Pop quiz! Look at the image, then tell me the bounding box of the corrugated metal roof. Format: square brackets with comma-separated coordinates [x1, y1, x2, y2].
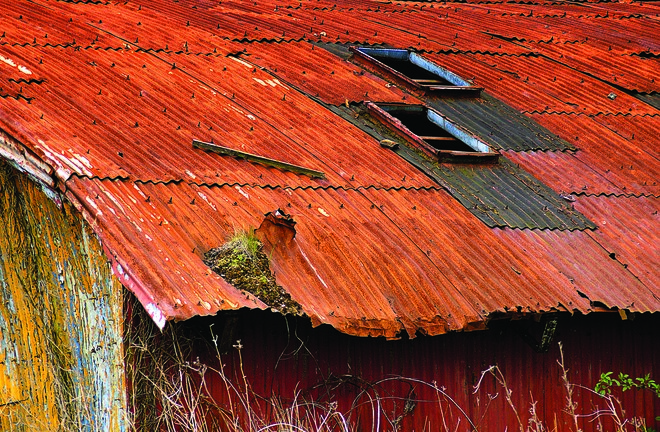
[574, 195, 660, 291]
[241, 41, 411, 105]
[66, 178, 658, 338]
[427, 94, 577, 150]
[528, 114, 660, 196]
[576, 197, 660, 299]
[423, 53, 652, 115]
[636, 92, 660, 111]
[429, 159, 595, 230]
[0, 45, 435, 189]
[0, 0, 658, 336]
[326, 103, 592, 229]
[529, 44, 660, 93]
[503, 150, 627, 197]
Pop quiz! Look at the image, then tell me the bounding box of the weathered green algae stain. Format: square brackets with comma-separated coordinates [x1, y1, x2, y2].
[0, 162, 127, 431]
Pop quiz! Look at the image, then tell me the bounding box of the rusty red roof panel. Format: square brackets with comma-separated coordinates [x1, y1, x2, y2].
[0, 45, 435, 190]
[65, 177, 658, 338]
[492, 227, 660, 312]
[1, 0, 659, 337]
[66, 178, 485, 337]
[46, 0, 534, 54]
[590, 115, 660, 162]
[574, 195, 660, 290]
[527, 114, 660, 196]
[503, 150, 626, 197]
[464, 12, 660, 54]
[423, 53, 652, 115]
[241, 41, 412, 106]
[0, 1, 124, 49]
[531, 44, 660, 93]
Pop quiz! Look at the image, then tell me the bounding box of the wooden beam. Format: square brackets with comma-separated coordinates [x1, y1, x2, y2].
[192, 140, 326, 179]
[418, 136, 459, 141]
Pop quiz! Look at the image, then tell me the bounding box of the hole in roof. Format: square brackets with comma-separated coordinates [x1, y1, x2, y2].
[353, 47, 481, 95]
[369, 103, 496, 160]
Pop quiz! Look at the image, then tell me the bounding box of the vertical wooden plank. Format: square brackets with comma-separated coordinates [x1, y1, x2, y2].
[0, 162, 127, 431]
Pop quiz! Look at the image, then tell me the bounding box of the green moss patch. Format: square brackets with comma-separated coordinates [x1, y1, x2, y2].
[204, 232, 301, 315]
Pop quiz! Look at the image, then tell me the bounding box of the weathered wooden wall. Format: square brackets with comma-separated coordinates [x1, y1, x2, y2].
[0, 161, 126, 431]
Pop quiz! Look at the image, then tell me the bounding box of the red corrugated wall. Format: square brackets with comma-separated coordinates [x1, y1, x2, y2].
[174, 310, 660, 431]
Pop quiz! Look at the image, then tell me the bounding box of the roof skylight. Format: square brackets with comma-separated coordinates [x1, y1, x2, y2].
[367, 103, 498, 161]
[352, 47, 482, 95]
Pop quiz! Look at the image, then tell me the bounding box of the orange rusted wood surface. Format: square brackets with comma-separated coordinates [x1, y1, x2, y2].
[0, 162, 126, 431]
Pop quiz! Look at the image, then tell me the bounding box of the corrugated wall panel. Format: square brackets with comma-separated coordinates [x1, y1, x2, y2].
[136, 308, 660, 432]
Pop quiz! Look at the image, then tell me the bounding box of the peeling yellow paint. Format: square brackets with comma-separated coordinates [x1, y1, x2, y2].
[0, 162, 126, 431]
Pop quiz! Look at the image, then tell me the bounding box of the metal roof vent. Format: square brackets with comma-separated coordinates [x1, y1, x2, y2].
[367, 103, 499, 162]
[351, 47, 483, 96]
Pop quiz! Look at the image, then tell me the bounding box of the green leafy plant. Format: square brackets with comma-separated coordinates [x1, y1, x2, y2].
[595, 372, 660, 425]
[595, 372, 660, 398]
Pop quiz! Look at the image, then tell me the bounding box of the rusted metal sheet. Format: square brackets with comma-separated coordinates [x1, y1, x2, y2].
[589, 114, 660, 161]
[493, 227, 659, 311]
[423, 53, 652, 115]
[65, 177, 657, 339]
[503, 150, 627, 197]
[465, 12, 660, 54]
[0, 0, 658, 341]
[574, 195, 660, 291]
[44, 0, 534, 53]
[0, 45, 435, 190]
[0, 162, 126, 431]
[530, 44, 660, 94]
[241, 41, 411, 106]
[528, 114, 660, 197]
[66, 177, 479, 337]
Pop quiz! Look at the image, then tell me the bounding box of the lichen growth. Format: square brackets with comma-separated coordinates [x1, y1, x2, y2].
[204, 231, 301, 315]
